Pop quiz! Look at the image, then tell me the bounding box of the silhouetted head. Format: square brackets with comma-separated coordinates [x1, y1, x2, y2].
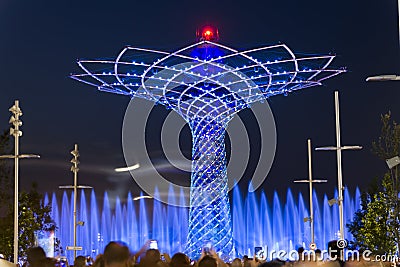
[74, 255, 87, 267]
[297, 247, 305, 254]
[27, 247, 46, 266]
[231, 258, 242, 267]
[42, 258, 57, 267]
[103, 241, 130, 266]
[198, 255, 217, 267]
[144, 249, 161, 264]
[170, 253, 191, 267]
[138, 249, 167, 267]
[328, 240, 342, 260]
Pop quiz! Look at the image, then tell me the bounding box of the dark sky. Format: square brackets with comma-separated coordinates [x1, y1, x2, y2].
[0, 0, 399, 203]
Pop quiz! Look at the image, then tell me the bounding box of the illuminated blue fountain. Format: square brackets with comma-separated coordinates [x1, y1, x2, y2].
[46, 186, 360, 263]
[70, 26, 345, 259]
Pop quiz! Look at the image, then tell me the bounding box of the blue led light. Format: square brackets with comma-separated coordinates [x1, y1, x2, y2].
[71, 40, 345, 260]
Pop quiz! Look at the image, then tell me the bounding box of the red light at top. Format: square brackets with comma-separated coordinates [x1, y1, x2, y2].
[196, 25, 219, 41]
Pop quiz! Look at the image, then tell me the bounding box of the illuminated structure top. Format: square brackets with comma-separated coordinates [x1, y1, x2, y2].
[71, 41, 344, 122]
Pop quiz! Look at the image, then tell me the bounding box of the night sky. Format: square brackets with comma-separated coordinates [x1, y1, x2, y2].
[0, 0, 399, 204]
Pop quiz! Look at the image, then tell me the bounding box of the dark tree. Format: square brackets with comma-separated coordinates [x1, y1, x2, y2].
[348, 112, 400, 253]
[0, 130, 56, 261]
[372, 111, 400, 160]
[0, 130, 12, 216]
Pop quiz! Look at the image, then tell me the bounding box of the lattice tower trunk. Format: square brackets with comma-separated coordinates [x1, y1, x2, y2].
[186, 116, 233, 259]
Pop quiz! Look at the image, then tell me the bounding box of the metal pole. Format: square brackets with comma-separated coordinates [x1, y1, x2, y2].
[307, 139, 314, 244]
[294, 140, 326, 249]
[334, 91, 344, 241]
[72, 144, 78, 261]
[13, 100, 20, 265]
[396, 164, 399, 253]
[365, 0, 400, 81]
[0, 100, 40, 264]
[398, 0, 400, 49]
[59, 146, 91, 260]
[316, 91, 362, 258]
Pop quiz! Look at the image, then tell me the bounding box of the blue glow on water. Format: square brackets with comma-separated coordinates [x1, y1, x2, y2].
[49, 185, 361, 263]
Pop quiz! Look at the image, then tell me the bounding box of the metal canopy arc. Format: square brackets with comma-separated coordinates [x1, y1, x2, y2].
[71, 40, 345, 259]
[71, 41, 344, 119]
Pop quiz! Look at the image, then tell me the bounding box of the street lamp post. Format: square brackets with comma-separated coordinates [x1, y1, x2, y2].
[294, 139, 327, 249]
[59, 144, 92, 261]
[365, 0, 400, 82]
[315, 91, 362, 246]
[0, 100, 40, 264]
[366, 75, 400, 81]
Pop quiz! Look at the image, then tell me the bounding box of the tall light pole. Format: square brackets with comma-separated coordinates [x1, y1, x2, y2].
[0, 100, 40, 264]
[366, 0, 400, 81]
[294, 139, 327, 249]
[315, 91, 362, 244]
[59, 144, 92, 261]
[397, 0, 400, 44]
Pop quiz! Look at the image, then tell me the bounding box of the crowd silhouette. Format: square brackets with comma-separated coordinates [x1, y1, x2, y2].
[16, 241, 393, 267]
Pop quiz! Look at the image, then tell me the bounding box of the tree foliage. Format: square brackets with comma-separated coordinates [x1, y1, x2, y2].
[348, 112, 400, 253]
[0, 130, 12, 215]
[0, 130, 56, 261]
[372, 111, 400, 160]
[348, 174, 397, 253]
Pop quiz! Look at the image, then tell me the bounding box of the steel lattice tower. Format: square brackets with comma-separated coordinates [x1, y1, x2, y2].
[71, 28, 344, 259]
